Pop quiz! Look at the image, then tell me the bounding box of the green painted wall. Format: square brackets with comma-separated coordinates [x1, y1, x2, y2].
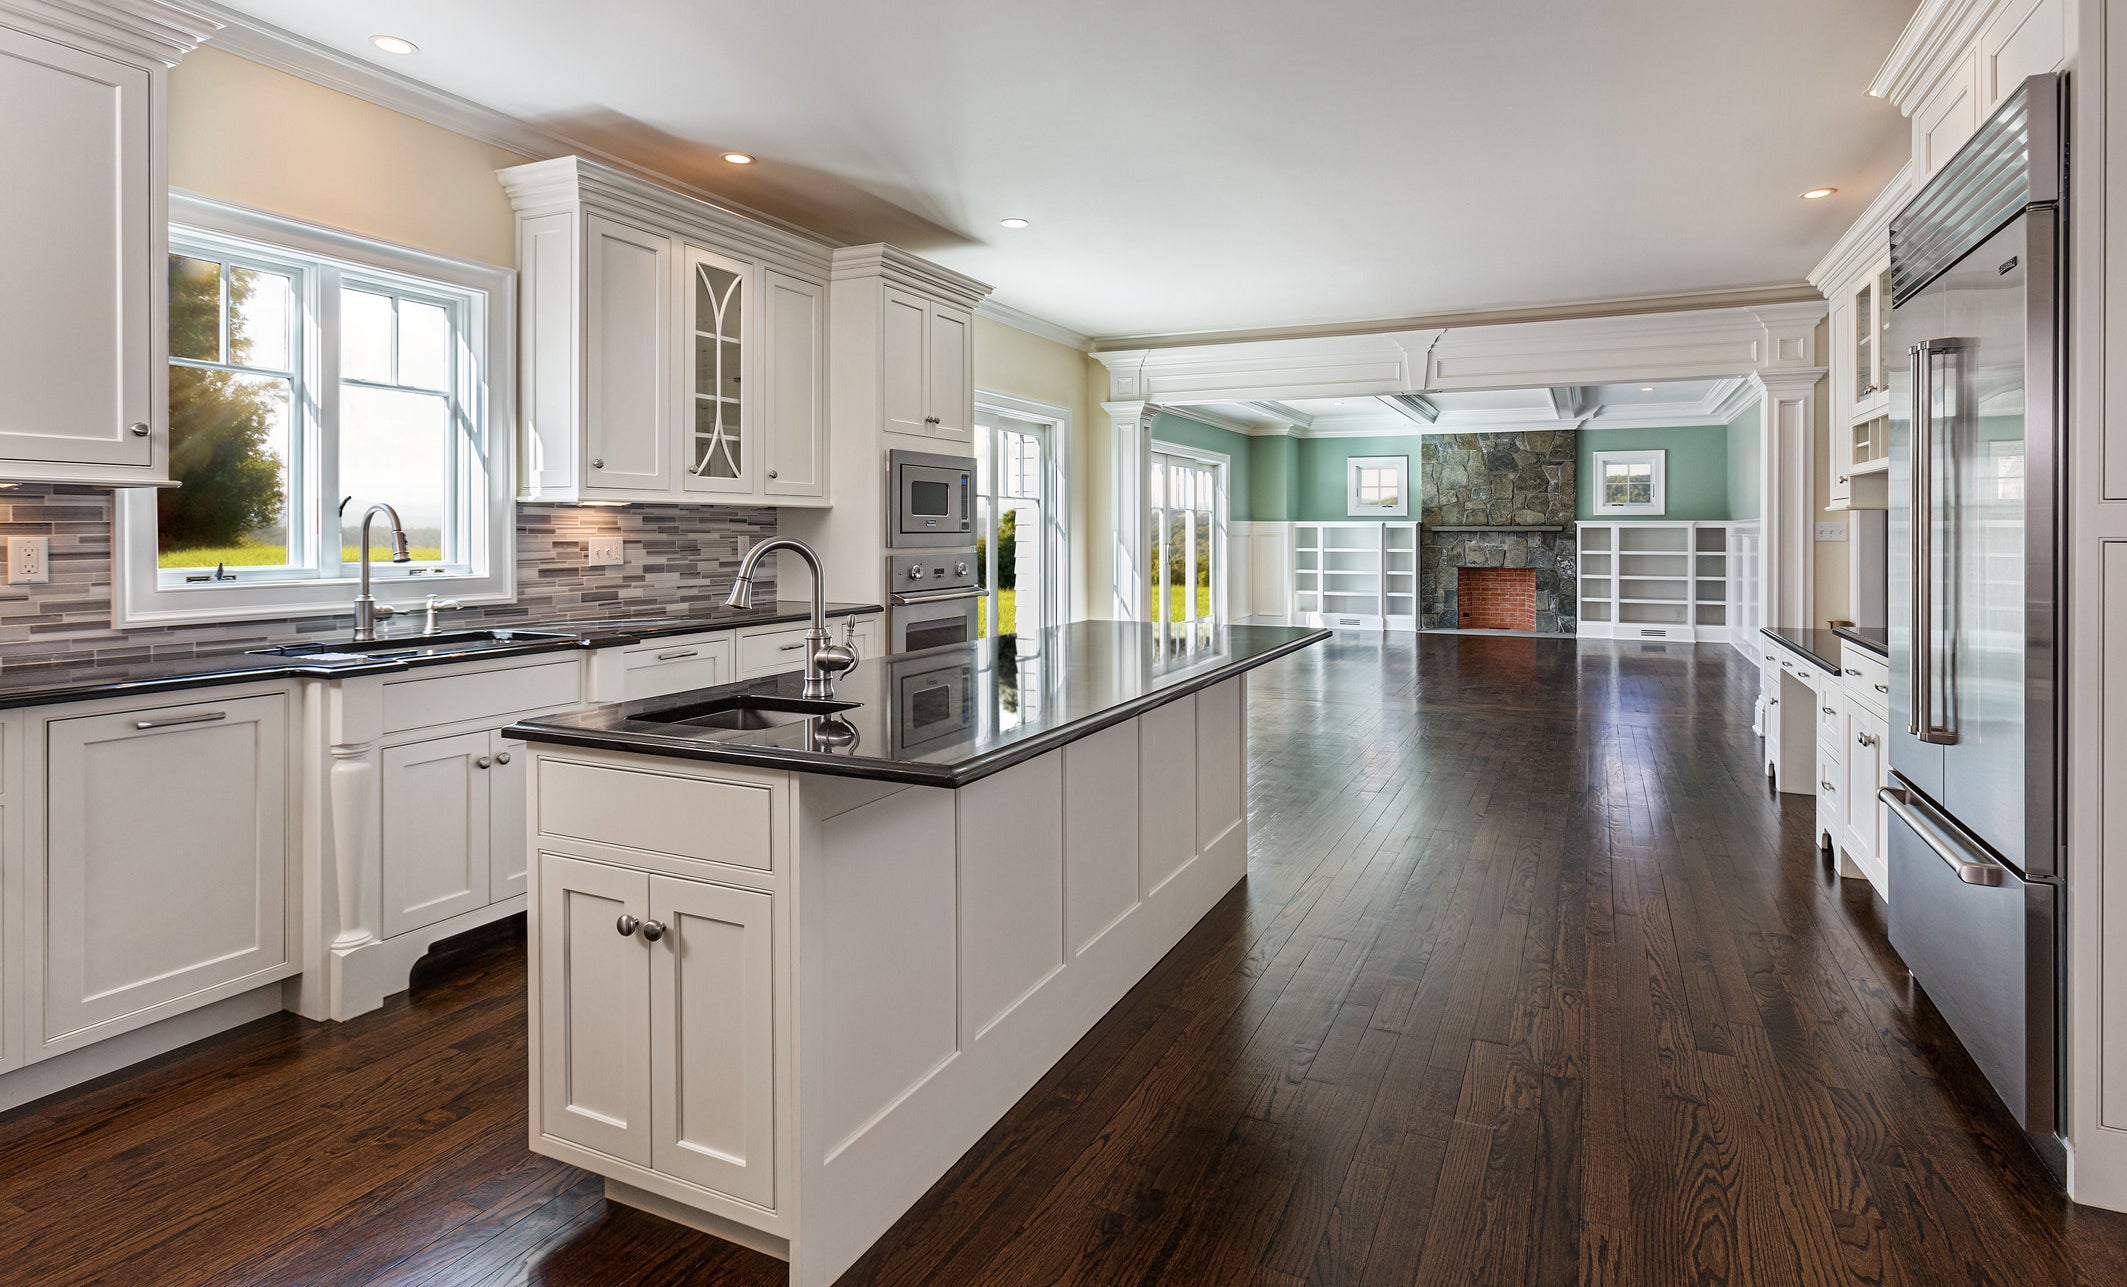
[1294, 434, 1429, 521]
[1248, 435, 1298, 521]
[1725, 399, 1761, 520]
[1148, 412, 1256, 519]
[1574, 425, 1733, 521]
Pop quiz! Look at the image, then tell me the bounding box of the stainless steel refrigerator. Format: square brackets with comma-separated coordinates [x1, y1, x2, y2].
[1883, 72, 2064, 1178]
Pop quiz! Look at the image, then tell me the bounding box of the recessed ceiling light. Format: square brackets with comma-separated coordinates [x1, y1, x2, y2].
[1640, 386, 1655, 392]
[999, 217, 1030, 229]
[370, 34, 417, 55]
[1801, 187, 1838, 200]
[722, 152, 754, 165]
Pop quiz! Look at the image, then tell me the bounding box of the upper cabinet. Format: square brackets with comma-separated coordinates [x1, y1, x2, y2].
[831, 245, 988, 449]
[0, 0, 215, 487]
[501, 157, 832, 506]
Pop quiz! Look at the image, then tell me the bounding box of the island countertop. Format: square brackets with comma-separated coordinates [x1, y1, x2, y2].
[505, 620, 1331, 787]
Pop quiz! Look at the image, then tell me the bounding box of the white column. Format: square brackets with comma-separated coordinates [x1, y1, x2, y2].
[1103, 400, 1154, 621]
[1751, 369, 1826, 630]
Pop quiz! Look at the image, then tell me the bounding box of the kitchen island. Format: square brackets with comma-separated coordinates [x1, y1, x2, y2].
[504, 621, 1327, 1286]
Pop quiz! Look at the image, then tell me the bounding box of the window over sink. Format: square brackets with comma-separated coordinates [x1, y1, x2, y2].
[116, 197, 515, 626]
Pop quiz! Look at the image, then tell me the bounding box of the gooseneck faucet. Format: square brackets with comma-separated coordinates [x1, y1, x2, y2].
[353, 502, 413, 641]
[726, 537, 860, 698]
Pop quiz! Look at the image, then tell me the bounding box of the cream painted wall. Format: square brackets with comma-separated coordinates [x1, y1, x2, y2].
[1810, 321, 1850, 627]
[970, 316, 1102, 620]
[168, 47, 527, 265]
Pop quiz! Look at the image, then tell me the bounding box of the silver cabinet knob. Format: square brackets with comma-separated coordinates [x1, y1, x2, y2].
[766, 468, 778, 479]
[1857, 732, 1878, 747]
[475, 755, 492, 769]
[128, 421, 150, 437]
[640, 919, 667, 943]
[495, 750, 512, 765]
[591, 457, 604, 469]
[616, 915, 641, 937]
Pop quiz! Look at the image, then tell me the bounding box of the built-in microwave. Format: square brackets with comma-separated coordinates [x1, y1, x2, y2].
[888, 449, 975, 548]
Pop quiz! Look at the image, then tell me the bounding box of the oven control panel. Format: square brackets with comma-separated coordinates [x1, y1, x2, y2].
[888, 551, 980, 592]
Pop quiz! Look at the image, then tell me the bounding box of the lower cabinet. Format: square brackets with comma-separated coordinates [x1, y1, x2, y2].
[1843, 701, 1890, 874]
[538, 852, 775, 1209]
[41, 693, 291, 1049]
[381, 728, 528, 938]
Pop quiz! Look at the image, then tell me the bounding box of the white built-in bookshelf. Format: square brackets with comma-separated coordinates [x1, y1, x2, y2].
[1576, 521, 1735, 643]
[1292, 522, 1419, 631]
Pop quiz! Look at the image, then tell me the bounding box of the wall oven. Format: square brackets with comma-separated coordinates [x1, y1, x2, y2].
[887, 553, 982, 653]
[887, 449, 976, 548]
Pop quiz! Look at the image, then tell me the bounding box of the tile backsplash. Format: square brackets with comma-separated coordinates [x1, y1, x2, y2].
[0, 485, 776, 671]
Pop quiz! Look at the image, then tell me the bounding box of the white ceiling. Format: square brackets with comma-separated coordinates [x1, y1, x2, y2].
[1176, 378, 1753, 436]
[211, 0, 1919, 341]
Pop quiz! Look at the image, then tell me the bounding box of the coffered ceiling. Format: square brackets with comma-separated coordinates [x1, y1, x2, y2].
[205, 0, 1919, 340]
[1173, 379, 1756, 437]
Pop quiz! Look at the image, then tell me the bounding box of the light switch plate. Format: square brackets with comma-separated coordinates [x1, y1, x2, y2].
[8, 535, 49, 583]
[587, 536, 624, 566]
[1814, 521, 1848, 543]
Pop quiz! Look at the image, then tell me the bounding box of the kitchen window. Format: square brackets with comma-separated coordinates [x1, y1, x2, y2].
[1591, 448, 1666, 516]
[1345, 455, 1409, 517]
[117, 197, 514, 626]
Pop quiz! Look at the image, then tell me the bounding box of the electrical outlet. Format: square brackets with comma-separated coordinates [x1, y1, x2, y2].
[8, 535, 49, 584]
[1814, 521, 1848, 543]
[587, 536, 624, 567]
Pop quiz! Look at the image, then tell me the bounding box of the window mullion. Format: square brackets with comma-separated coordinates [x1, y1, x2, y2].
[315, 264, 345, 579]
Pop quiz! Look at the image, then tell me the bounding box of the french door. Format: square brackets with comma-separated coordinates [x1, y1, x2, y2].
[973, 412, 1051, 638]
[1148, 447, 1223, 641]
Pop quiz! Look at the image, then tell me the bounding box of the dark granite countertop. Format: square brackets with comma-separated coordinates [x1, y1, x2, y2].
[506, 621, 1333, 789]
[0, 601, 882, 711]
[1832, 624, 1889, 658]
[1759, 626, 1854, 673]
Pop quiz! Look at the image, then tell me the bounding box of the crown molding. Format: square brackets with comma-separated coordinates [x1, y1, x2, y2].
[500, 155, 835, 274]
[1868, 0, 1992, 110]
[830, 243, 991, 308]
[1807, 160, 1917, 293]
[0, 0, 219, 65]
[1150, 404, 1265, 437]
[976, 299, 1090, 352]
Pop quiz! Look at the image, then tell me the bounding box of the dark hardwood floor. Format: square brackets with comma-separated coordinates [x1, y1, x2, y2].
[6, 633, 2126, 1286]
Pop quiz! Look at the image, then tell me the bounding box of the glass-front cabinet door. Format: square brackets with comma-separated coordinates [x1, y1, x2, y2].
[682, 244, 753, 495]
[1851, 255, 1893, 423]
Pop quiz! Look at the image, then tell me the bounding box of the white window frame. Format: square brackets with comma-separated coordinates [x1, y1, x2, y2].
[116, 194, 515, 627]
[1345, 455, 1409, 517]
[1149, 439, 1231, 629]
[975, 390, 1073, 637]
[1591, 448, 1667, 516]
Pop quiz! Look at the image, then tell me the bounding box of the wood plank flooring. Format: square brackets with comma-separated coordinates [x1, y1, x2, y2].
[6, 633, 2127, 1285]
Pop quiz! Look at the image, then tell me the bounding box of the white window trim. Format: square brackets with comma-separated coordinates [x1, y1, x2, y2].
[1345, 454, 1409, 517]
[976, 390, 1073, 633]
[116, 193, 516, 628]
[1149, 438, 1231, 628]
[1591, 448, 1668, 517]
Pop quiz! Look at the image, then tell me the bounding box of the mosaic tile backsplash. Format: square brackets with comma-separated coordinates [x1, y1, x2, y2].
[0, 485, 777, 671]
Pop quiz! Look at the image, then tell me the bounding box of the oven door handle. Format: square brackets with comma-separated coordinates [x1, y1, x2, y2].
[891, 586, 988, 606]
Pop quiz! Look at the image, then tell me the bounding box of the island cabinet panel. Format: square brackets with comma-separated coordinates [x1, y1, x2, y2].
[537, 853, 652, 1166]
[1137, 695, 1199, 897]
[649, 874, 775, 1207]
[814, 784, 958, 1155]
[956, 758, 1065, 1041]
[1064, 723, 1141, 956]
[536, 758, 773, 873]
[1194, 679, 1245, 862]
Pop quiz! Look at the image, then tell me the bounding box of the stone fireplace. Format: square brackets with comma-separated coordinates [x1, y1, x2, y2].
[1419, 431, 1577, 633]
[1457, 567, 1537, 630]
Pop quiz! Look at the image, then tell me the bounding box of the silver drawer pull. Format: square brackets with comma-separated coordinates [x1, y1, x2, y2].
[778, 641, 804, 651]
[134, 711, 226, 730]
[1822, 706, 1836, 715]
[1874, 683, 1889, 694]
[1880, 786, 2006, 886]
[1821, 781, 1836, 793]
[1845, 668, 1863, 676]
[655, 648, 701, 661]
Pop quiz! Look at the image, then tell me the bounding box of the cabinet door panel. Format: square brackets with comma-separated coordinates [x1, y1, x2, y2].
[1845, 709, 1887, 862]
[761, 270, 825, 498]
[381, 732, 491, 939]
[584, 214, 673, 492]
[649, 875, 775, 1207]
[1916, 51, 1980, 179]
[680, 244, 753, 496]
[0, 29, 152, 469]
[538, 854, 650, 1165]
[925, 302, 973, 440]
[43, 695, 287, 1043]
[881, 287, 928, 436]
[489, 733, 529, 903]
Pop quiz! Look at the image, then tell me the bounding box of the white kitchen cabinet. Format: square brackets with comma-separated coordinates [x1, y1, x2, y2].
[501, 156, 831, 507]
[1915, 48, 1981, 180]
[733, 614, 880, 681]
[381, 727, 529, 938]
[40, 693, 292, 1051]
[1843, 704, 1889, 880]
[0, 6, 210, 485]
[878, 286, 974, 443]
[535, 852, 775, 1209]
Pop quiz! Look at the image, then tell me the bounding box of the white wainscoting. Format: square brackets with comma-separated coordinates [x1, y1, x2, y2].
[1231, 520, 1292, 622]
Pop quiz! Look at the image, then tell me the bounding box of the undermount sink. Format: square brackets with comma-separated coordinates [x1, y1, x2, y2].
[248, 629, 581, 662]
[648, 693, 858, 731]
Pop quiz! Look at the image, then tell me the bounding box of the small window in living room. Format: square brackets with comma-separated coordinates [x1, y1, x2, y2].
[1346, 455, 1409, 516]
[118, 198, 514, 626]
[1592, 449, 1666, 516]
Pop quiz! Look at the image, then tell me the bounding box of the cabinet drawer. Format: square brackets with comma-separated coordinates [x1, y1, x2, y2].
[1843, 651, 1892, 720]
[621, 633, 733, 701]
[537, 758, 774, 871]
[1817, 697, 1845, 753]
[383, 657, 584, 734]
[734, 623, 814, 679]
[1775, 651, 1823, 690]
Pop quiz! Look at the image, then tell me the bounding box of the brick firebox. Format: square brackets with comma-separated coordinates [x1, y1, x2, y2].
[1457, 567, 1538, 631]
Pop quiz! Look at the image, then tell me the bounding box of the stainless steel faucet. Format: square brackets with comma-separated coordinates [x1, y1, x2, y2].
[726, 537, 860, 698]
[353, 502, 413, 641]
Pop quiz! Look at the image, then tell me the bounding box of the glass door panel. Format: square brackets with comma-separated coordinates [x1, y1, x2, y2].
[685, 248, 749, 493]
[974, 412, 1051, 639]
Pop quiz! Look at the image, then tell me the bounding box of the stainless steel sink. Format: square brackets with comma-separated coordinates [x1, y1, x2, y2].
[249, 629, 581, 663]
[650, 694, 858, 731]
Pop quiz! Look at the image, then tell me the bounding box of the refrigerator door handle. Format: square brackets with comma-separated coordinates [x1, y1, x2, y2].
[1909, 338, 1964, 745]
[1881, 785, 2006, 886]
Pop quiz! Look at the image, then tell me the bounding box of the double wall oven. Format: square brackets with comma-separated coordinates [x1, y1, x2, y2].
[886, 450, 982, 652]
